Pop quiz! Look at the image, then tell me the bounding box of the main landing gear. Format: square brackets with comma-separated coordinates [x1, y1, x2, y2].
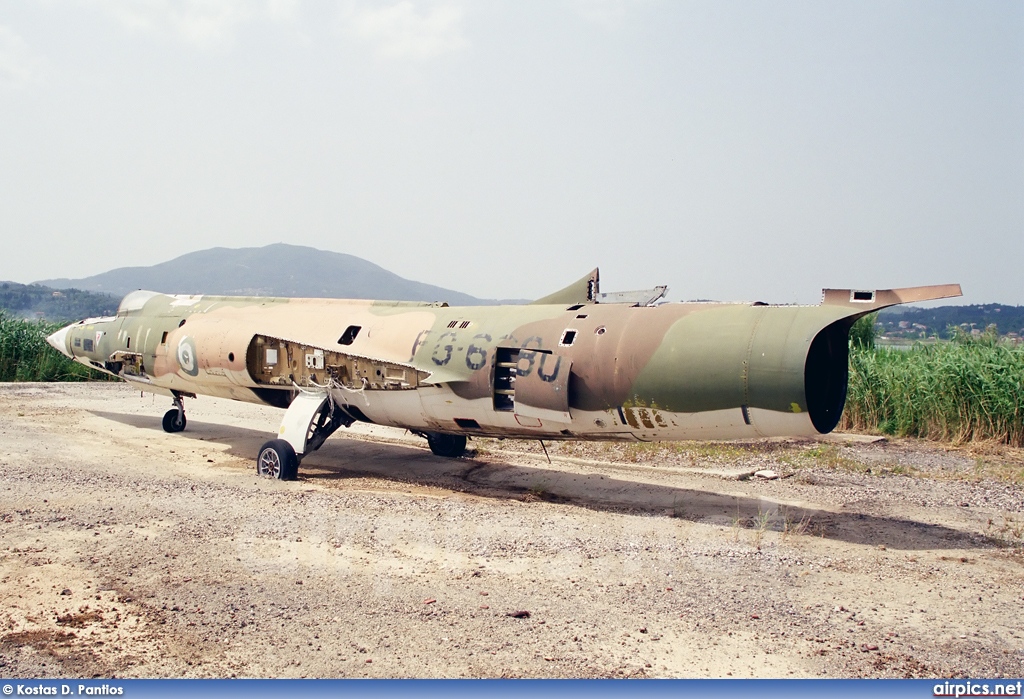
[425, 433, 467, 458]
[255, 392, 352, 481]
[410, 431, 467, 457]
[162, 392, 187, 433]
[256, 439, 298, 480]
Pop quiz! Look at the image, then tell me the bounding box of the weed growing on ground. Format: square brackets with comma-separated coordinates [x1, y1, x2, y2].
[527, 480, 550, 499]
[985, 516, 1024, 548]
[751, 509, 772, 550]
[671, 494, 686, 519]
[781, 509, 813, 542]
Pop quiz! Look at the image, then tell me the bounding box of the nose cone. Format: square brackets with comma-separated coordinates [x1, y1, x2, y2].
[47, 324, 73, 358]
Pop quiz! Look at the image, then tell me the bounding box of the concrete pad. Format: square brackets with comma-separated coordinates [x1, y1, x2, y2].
[817, 432, 888, 444]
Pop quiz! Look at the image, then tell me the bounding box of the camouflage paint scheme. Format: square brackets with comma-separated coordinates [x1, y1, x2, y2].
[47, 272, 961, 449]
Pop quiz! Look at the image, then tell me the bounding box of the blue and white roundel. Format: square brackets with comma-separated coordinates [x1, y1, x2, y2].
[177, 336, 199, 377]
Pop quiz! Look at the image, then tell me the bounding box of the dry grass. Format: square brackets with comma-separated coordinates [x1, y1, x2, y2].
[476, 427, 1024, 487]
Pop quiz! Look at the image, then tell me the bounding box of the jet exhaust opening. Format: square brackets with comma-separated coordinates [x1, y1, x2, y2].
[804, 318, 852, 434]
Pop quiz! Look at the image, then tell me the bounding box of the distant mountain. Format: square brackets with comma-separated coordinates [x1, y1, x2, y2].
[37, 244, 492, 305]
[0, 282, 119, 322]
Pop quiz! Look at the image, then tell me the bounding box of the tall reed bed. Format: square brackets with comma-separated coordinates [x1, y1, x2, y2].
[843, 332, 1024, 447]
[0, 312, 107, 382]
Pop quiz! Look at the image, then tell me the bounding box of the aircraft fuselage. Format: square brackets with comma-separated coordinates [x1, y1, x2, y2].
[45, 282, 961, 476]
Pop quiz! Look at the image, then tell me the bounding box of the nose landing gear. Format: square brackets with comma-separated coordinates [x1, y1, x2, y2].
[162, 392, 188, 433]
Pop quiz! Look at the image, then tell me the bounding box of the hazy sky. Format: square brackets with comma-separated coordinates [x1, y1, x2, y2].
[1, 1, 1021, 305]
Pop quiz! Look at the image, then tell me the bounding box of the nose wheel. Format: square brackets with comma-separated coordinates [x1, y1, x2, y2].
[162, 393, 187, 433]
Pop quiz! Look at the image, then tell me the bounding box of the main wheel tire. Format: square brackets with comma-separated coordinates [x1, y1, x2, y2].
[426, 433, 467, 458]
[162, 409, 186, 433]
[256, 439, 299, 480]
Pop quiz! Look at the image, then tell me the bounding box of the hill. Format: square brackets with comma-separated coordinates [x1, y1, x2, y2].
[0, 282, 119, 322]
[21, 245, 1017, 330]
[36, 244, 490, 305]
[878, 304, 1024, 340]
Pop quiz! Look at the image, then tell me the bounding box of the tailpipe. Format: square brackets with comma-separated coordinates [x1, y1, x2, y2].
[803, 318, 852, 434]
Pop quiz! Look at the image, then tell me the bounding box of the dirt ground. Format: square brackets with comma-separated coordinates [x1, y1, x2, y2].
[0, 382, 1022, 678]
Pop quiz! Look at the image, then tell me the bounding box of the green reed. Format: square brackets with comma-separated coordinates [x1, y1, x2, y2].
[842, 330, 1024, 446]
[0, 312, 109, 382]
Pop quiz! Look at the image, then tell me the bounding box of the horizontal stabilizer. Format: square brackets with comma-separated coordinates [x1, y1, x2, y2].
[821, 284, 962, 311]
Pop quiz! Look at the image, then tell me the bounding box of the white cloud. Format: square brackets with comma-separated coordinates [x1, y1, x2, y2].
[342, 1, 468, 60]
[83, 0, 299, 48]
[0, 24, 39, 86]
